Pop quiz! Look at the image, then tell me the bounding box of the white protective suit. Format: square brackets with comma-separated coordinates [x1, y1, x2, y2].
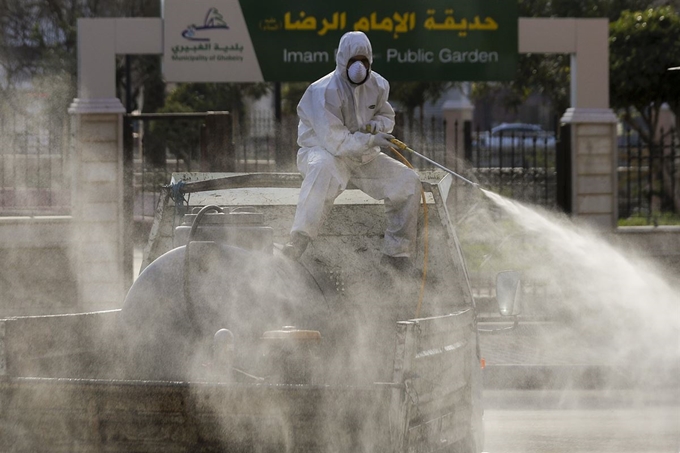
[290, 31, 421, 258]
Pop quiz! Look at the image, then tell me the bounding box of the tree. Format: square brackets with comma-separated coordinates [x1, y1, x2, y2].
[281, 80, 454, 129]
[0, 0, 79, 114]
[0, 0, 163, 106]
[0, 0, 163, 152]
[389, 81, 454, 124]
[470, 0, 655, 128]
[610, 6, 680, 143]
[152, 82, 269, 166]
[281, 82, 309, 115]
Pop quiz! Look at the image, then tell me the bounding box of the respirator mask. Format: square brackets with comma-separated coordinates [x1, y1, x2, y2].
[347, 60, 369, 85]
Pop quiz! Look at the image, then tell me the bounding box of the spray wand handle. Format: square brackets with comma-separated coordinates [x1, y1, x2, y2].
[389, 138, 410, 151]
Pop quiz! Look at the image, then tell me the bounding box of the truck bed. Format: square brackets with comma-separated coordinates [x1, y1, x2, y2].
[1, 172, 483, 452]
[0, 308, 480, 452]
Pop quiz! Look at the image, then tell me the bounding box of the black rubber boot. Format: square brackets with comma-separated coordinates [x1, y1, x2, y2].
[282, 232, 311, 260]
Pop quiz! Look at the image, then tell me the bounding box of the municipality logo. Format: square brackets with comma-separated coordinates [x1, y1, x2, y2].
[181, 7, 229, 41]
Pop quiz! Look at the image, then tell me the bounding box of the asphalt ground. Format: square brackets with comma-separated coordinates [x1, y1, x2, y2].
[478, 321, 679, 390]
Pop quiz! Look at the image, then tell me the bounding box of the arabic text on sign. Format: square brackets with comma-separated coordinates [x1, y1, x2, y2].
[423, 9, 498, 37]
[276, 10, 498, 38]
[353, 12, 416, 38]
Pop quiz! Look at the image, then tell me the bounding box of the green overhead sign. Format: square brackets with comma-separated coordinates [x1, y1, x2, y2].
[163, 0, 517, 82]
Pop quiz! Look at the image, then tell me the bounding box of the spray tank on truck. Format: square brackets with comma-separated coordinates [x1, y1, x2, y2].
[120, 171, 481, 380]
[118, 170, 487, 451]
[1, 171, 497, 453]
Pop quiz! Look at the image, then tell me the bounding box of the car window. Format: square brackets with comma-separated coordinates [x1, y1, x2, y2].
[492, 126, 542, 136]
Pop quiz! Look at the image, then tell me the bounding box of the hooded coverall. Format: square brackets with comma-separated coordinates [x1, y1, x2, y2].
[290, 31, 421, 258]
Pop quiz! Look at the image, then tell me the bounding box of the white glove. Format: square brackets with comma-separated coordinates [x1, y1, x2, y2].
[369, 131, 395, 148]
[364, 120, 381, 134]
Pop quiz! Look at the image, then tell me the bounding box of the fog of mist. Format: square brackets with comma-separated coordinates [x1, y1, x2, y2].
[0, 73, 78, 317]
[4, 76, 678, 450]
[458, 187, 680, 387]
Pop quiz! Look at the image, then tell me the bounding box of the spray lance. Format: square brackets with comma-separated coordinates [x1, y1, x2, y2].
[388, 138, 480, 188]
[363, 125, 479, 188]
[386, 136, 491, 228]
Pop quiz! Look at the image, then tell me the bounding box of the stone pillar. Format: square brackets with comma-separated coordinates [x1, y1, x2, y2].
[68, 18, 128, 310]
[63, 18, 164, 310]
[519, 18, 619, 230]
[68, 105, 127, 311]
[559, 19, 618, 230]
[561, 109, 619, 230]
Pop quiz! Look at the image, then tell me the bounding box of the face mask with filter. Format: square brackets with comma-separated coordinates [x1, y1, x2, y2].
[347, 60, 369, 85]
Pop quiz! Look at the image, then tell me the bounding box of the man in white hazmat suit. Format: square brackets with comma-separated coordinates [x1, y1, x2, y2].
[283, 31, 421, 273]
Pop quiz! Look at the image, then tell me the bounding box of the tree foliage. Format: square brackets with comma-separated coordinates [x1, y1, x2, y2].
[152, 82, 269, 164]
[389, 81, 454, 122]
[610, 6, 680, 142]
[279, 79, 454, 125]
[1, 0, 75, 113]
[470, 0, 657, 130]
[0, 0, 160, 113]
[281, 82, 309, 115]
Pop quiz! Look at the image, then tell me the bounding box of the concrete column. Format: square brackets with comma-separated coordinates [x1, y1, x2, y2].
[520, 18, 618, 230]
[68, 18, 127, 310]
[562, 19, 618, 230]
[66, 18, 163, 310]
[561, 110, 618, 230]
[67, 110, 126, 310]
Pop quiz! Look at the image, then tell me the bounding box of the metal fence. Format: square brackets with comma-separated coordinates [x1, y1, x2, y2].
[124, 113, 206, 226]
[124, 112, 299, 225]
[389, 116, 559, 211]
[466, 124, 558, 208]
[233, 112, 298, 172]
[0, 109, 71, 215]
[5, 105, 679, 226]
[617, 128, 679, 224]
[0, 109, 563, 218]
[394, 114, 448, 169]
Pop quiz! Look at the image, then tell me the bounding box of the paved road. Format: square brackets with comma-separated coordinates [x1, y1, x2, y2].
[482, 389, 680, 453]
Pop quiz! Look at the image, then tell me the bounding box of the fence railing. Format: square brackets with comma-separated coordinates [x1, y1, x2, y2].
[390, 117, 559, 210]
[0, 110, 71, 215]
[466, 124, 558, 208]
[0, 110, 563, 218]
[16, 109, 678, 226]
[233, 112, 298, 172]
[617, 128, 679, 224]
[394, 114, 448, 170]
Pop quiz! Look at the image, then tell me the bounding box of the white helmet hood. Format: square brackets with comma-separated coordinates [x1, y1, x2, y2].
[335, 31, 373, 83]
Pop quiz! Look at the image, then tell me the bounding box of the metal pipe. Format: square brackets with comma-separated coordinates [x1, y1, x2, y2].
[390, 138, 479, 187]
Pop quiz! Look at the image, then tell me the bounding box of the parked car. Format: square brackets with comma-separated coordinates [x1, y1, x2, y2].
[474, 123, 556, 167]
[486, 123, 556, 148]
